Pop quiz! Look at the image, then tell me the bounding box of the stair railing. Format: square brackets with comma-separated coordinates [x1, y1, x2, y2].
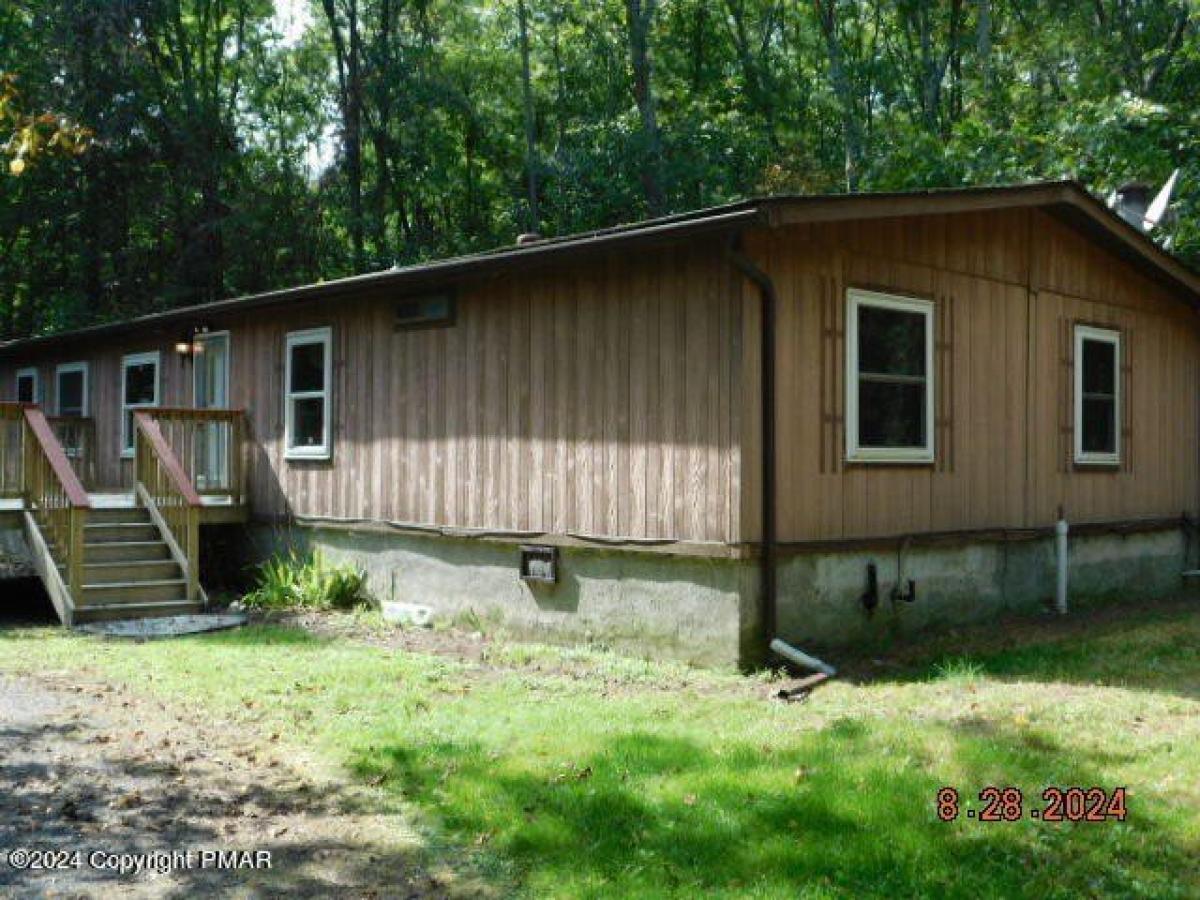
[134, 410, 202, 605]
[146, 407, 248, 504]
[21, 406, 91, 614]
[47, 415, 97, 490]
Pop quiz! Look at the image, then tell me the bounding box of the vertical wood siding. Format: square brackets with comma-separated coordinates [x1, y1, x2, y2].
[217, 240, 745, 544]
[747, 209, 1200, 543]
[0, 335, 193, 489]
[3, 208, 1197, 548]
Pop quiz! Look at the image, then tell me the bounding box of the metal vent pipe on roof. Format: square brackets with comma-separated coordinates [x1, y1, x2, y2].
[1114, 182, 1152, 231]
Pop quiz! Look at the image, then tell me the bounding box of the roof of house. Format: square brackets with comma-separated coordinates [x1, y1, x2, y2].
[2, 179, 1197, 357]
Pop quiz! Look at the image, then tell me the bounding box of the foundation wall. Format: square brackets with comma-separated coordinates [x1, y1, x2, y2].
[248, 525, 762, 670]
[777, 527, 1192, 650]
[243, 522, 1192, 667]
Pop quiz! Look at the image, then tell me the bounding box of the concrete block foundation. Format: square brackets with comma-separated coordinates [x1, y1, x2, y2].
[244, 523, 1192, 668]
[777, 527, 1191, 651]
[247, 525, 762, 669]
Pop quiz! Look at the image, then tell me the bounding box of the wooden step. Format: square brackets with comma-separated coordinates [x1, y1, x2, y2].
[79, 560, 182, 584]
[84, 541, 173, 563]
[73, 601, 205, 623]
[79, 579, 188, 607]
[84, 522, 160, 544]
[87, 507, 152, 526]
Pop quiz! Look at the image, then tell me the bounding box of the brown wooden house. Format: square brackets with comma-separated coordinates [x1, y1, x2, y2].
[2, 181, 1198, 666]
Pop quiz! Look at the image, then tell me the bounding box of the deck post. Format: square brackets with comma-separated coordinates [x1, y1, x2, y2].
[187, 505, 201, 605]
[67, 505, 85, 601]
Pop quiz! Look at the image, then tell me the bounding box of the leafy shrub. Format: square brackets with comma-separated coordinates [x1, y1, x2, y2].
[243, 549, 371, 611]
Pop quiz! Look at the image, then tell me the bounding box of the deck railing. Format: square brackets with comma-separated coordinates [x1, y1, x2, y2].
[134, 411, 202, 605]
[48, 416, 96, 489]
[0, 403, 25, 498]
[22, 406, 90, 602]
[147, 407, 247, 504]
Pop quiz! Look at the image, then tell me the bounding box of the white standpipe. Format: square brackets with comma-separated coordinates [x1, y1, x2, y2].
[769, 638, 837, 676]
[1055, 518, 1069, 615]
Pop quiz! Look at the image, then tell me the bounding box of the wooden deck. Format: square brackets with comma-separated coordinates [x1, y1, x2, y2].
[0, 493, 247, 525]
[0, 404, 249, 625]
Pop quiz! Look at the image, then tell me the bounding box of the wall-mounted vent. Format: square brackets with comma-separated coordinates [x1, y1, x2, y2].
[519, 545, 558, 583]
[395, 293, 455, 331]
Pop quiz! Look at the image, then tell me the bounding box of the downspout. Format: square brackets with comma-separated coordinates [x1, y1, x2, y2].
[727, 240, 779, 657]
[724, 240, 840, 676]
[728, 236, 837, 677]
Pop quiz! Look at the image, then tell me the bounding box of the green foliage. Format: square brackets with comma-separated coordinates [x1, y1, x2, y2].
[243, 548, 370, 611]
[1, 0, 1199, 341]
[930, 655, 986, 682]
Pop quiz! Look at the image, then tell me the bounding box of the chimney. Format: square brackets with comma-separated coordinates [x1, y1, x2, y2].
[1114, 181, 1152, 231]
[517, 232, 543, 247]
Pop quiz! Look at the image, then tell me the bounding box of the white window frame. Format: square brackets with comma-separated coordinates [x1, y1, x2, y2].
[54, 361, 89, 417]
[845, 288, 936, 464]
[15, 367, 39, 405]
[1074, 325, 1121, 466]
[284, 327, 333, 460]
[121, 351, 160, 458]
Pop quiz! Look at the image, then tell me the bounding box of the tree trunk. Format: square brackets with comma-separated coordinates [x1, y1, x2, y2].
[625, 0, 666, 215]
[812, 0, 862, 190]
[517, 0, 540, 232]
[320, 0, 366, 272]
[977, 0, 991, 93]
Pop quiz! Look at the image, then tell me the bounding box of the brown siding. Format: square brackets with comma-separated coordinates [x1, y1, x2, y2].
[4, 206, 1198, 550]
[0, 336, 192, 489]
[750, 209, 1200, 543]
[217, 240, 744, 545]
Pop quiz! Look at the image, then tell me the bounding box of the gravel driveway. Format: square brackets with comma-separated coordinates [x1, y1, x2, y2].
[0, 671, 445, 898]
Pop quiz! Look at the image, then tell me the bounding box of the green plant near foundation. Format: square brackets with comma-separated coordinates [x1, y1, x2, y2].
[243, 549, 370, 611]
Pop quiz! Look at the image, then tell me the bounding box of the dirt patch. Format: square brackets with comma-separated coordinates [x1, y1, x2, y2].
[263, 610, 781, 700]
[0, 673, 463, 898]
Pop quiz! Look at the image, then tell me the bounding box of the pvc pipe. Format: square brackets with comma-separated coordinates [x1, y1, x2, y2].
[1055, 518, 1069, 615]
[769, 638, 837, 676]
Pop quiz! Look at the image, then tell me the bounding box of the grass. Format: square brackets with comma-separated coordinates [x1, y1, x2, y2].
[2, 600, 1199, 898]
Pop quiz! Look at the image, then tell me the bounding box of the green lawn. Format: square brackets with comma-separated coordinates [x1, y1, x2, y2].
[3, 601, 1198, 899]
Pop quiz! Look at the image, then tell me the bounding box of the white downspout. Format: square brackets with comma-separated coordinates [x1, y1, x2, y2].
[1055, 518, 1069, 615]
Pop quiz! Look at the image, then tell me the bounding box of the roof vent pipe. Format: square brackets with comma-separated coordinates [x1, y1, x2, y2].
[1114, 182, 1152, 230]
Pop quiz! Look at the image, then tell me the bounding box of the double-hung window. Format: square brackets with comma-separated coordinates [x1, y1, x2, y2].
[121, 352, 160, 457]
[284, 327, 332, 460]
[1074, 325, 1121, 465]
[15, 367, 39, 404]
[55, 362, 88, 417]
[846, 289, 935, 463]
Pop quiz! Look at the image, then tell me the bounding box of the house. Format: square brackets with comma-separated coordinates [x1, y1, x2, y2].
[2, 180, 1198, 667]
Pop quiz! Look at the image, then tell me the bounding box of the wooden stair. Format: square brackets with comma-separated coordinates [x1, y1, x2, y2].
[8, 404, 231, 626]
[53, 507, 202, 622]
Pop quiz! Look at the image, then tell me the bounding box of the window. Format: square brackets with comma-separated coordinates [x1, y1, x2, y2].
[1074, 325, 1121, 465]
[845, 289, 935, 463]
[121, 352, 160, 457]
[55, 362, 88, 417]
[15, 367, 39, 404]
[285, 327, 332, 459]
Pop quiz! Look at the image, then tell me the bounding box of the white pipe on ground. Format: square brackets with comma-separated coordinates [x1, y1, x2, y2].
[1055, 518, 1069, 615]
[769, 638, 837, 676]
